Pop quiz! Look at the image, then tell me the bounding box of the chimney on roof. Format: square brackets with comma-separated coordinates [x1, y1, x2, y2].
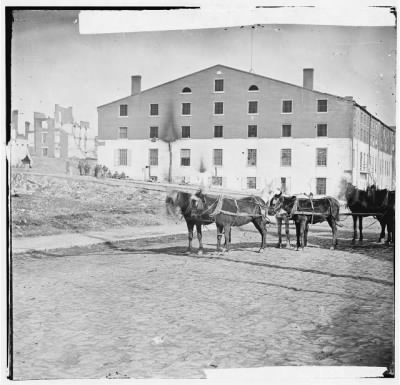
[131, 76, 142, 95]
[303, 68, 314, 90]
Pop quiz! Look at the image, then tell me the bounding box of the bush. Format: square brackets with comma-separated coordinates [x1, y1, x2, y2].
[78, 160, 85, 176]
[112, 171, 119, 179]
[94, 164, 103, 178]
[120, 172, 126, 179]
[84, 162, 91, 176]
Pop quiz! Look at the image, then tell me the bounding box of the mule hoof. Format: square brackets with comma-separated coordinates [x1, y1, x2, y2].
[276, 244, 281, 249]
[258, 248, 265, 253]
[330, 246, 335, 250]
[197, 249, 203, 255]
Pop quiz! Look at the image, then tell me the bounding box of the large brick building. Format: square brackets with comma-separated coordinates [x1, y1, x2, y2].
[97, 64, 395, 197]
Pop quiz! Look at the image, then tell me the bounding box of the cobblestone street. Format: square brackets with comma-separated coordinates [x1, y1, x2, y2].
[12, 220, 394, 379]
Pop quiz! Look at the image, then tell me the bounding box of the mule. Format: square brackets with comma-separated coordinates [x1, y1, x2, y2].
[272, 193, 341, 250]
[344, 183, 369, 243]
[345, 183, 395, 244]
[267, 195, 291, 248]
[165, 190, 213, 255]
[367, 185, 395, 244]
[193, 192, 268, 252]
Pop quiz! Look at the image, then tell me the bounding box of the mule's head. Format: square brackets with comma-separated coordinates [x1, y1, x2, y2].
[165, 190, 182, 218]
[344, 182, 358, 207]
[269, 192, 283, 215]
[191, 190, 206, 211]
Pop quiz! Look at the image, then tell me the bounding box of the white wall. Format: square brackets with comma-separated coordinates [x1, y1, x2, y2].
[98, 138, 353, 197]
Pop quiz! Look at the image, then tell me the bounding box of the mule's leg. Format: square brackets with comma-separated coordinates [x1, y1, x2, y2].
[285, 217, 291, 248]
[196, 223, 204, 255]
[385, 213, 394, 244]
[352, 215, 357, 244]
[276, 217, 282, 248]
[295, 221, 301, 250]
[299, 219, 305, 250]
[359, 216, 363, 242]
[223, 227, 232, 247]
[224, 223, 232, 252]
[327, 217, 338, 250]
[253, 218, 267, 252]
[377, 218, 386, 243]
[186, 221, 194, 253]
[216, 223, 224, 252]
[304, 220, 309, 247]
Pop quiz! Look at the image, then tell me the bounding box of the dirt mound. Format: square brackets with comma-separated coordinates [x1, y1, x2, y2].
[11, 174, 176, 237]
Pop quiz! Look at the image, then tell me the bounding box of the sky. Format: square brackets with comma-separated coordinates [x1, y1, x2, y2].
[10, 8, 397, 136]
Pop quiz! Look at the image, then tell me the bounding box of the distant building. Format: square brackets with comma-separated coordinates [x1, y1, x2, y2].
[10, 110, 32, 167]
[32, 105, 96, 159]
[96, 64, 395, 196]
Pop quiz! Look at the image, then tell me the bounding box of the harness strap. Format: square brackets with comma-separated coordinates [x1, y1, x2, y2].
[210, 195, 224, 217]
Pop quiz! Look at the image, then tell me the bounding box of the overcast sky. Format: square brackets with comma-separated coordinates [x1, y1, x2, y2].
[11, 9, 396, 134]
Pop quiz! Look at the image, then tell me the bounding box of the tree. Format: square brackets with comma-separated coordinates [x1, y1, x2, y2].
[160, 101, 179, 183]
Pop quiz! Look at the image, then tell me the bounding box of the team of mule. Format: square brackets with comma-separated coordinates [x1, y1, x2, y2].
[345, 183, 395, 244]
[166, 183, 395, 254]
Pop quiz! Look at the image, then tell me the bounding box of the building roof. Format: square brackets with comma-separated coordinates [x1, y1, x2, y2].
[97, 64, 393, 130]
[97, 64, 351, 109]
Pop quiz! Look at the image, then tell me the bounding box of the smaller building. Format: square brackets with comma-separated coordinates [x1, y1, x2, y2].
[9, 116, 32, 167]
[32, 105, 96, 159]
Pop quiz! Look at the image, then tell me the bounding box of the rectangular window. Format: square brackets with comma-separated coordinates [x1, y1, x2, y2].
[213, 149, 223, 166]
[360, 153, 363, 171]
[41, 133, 47, 144]
[281, 149, 292, 167]
[282, 124, 291, 137]
[150, 126, 158, 138]
[282, 100, 293, 113]
[214, 125, 223, 138]
[119, 127, 128, 139]
[214, 79, 224, 92]
[180, 149, 191, 166]
[214, 102, 224, 115]
[149, 149, 158, 166]
[247, 149, 257, 166]
[212, 176, 223, 186]
[42, 147, 48, 156]
[281, 177, 287, 194]
[317, 99, 328, 112]
[119, 104, 128, 117]
[182, 103, 191, 115]
[317, 124, 328, 137]
[150, 104, 159, 116]
[119, 149, 128, 166]
[248, 101, 258, 114]
[182, 126, 191, 138]
[248, 125, 257, 138]
[316, 178, 327, 195]
[316, 148, 327, 166]
[247, 177, 257, 189]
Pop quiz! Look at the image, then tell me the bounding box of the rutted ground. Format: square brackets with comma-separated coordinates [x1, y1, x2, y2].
[12, 222, 394, 379]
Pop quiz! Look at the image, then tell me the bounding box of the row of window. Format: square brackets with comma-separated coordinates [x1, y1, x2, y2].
[211, 176, 327, 193]
[119, 99, 328, 117]
[130, 147, 328, 168]
[360, 152, 392, 176]
[119, 124, 329, 139]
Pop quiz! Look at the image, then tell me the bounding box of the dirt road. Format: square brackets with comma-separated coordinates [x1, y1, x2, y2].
[12, 220, 394, 379]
